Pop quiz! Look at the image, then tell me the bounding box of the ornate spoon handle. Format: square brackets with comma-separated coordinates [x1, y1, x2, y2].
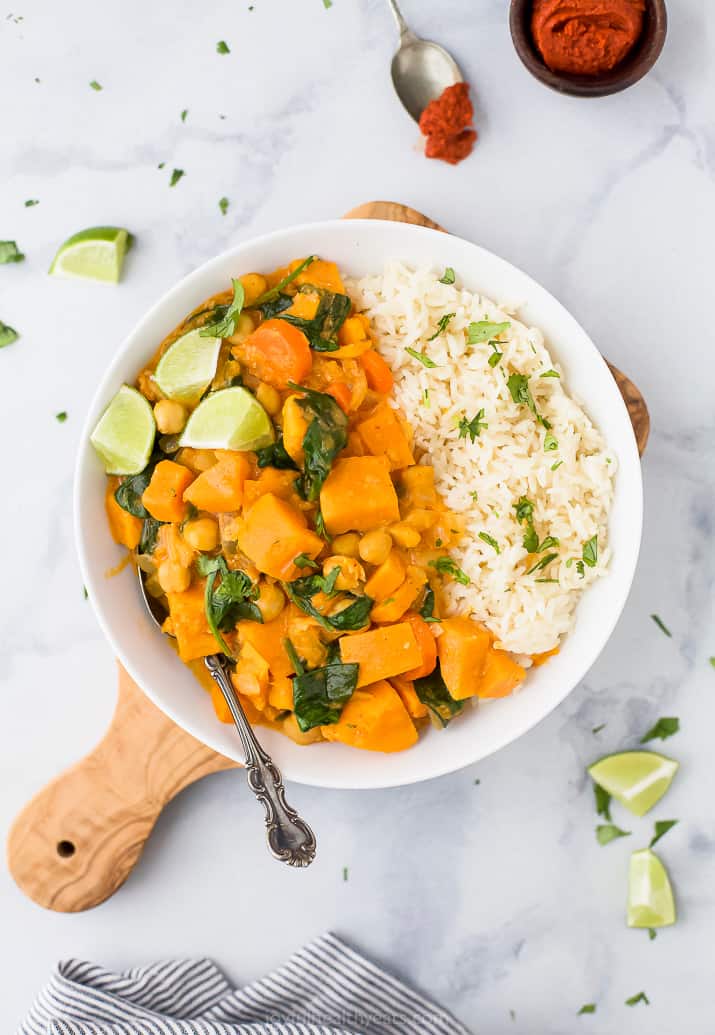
[204, 654, 316, 867]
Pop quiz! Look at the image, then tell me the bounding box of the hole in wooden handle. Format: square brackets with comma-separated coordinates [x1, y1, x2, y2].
[56, 840, 76, 858]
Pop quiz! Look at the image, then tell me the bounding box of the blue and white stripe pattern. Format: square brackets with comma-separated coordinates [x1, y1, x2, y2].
[19, 933, 470, 1035]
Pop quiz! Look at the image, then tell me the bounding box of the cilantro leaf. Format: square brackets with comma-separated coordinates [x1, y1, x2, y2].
[650, 613, 672, 637]
[577, 1004, 596, 1015]
[507, 372, 550, 428]
[551, 459, 563, 471]
[478, 531, 500, 554]
[180, 108, 188, 122]
[427, 312, 455, 341]
[648, 928, 657, 940]
[526, 552, 558, 575]
[596, 823, 630, 846]
[514, 496, 534, 524]
[89, 80, 102, 91]
[428, 556, 470, 585]
[0, 321, 19, 348]
[24, 199, 39, 207]
[55, 411, 68, 423]
[594, 784, 611, 821]
[439, 267, 456, 285]
[540, 369, 560, 378]
[216, 40, 230, 53]
[467, 320, 510, 344]
[405, 346, 438, 368]
[649, 819, 678, 848]
[544, 431, 559, 452]
[169, 168, 185, 187]
[625, 992, 649, 1007]
[199, 277, 244, 339]
[640, 716, 679, 743]
[293, 553, 319, 570]
[582, 535, 598, 568]
[0, 240, 24, 264]
[488, 349, 503, 368]
[219, 196, 229, 215]
[458, 409, 488, 442]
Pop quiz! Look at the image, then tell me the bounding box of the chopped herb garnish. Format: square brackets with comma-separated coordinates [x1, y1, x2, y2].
[582, 535, 598, 568]
[422, 388, 430, 407]
[0, 321, 19, 348]
[544, 431, 559, 452]
[506, 372, 550, 428]
[315, 509, 330, 542]
[252, 255, 316, 308]
[469, 491, 478, 502]
[640, 716, 679, 743]
[180, 108, 188, 122]
[89, 80, 102, 91]
[405, 346, 438, 368]
[199, 277, 244, 339]
[429, 557, 470, 585]
[0, 240, 24, 264]
[218, 196, 229, 215]
[439, 267, 456, 285]
[648, 928, 657, 941]
[551, 459, 563, 471]
[468, 320, 510, 344]
[538, 535, 560, 552]
[55, 411, 68, 423]
[577, 1004, 596, 1016]
[478, 532, 500, 554]
[216, 40, 230, 53]
[293, 552, 319, 570]
[157, 161, 165, 169]
[488, 346, 503, 367]
[596, 823, 630, 846]
[592, 722, 606, 734]
[169, 168, 185, 187]
[526, 552, 558, 575]
[458, 409, 488, 442]
[576, 560, 585, 578]
[535, 577, 558, 583]
[427, 312, 455, 341]
[513, 496, 534, 524]
[323, 0, 333, 7]
[650, 613, 672, 637]
[419, 585, 439, 623]
[24, 199, 39, 207]
[710, 657, 715, 669]
[649, 819, 678, 848]
[540, 369, 560, 378]
[594, 784, 611, 821]
[342, 865, 348, 880]
[625, 992, 649, 1007]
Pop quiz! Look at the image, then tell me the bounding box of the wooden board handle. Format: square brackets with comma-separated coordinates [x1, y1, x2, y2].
[6, 665, 235, 912]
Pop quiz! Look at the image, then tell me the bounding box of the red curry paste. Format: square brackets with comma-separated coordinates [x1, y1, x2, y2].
[419, 82, 477, 166]
[531, 0, 645, 76]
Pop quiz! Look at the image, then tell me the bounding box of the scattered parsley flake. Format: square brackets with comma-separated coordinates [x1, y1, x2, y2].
[429, 556, 470, 585]
[507, 372, 550, 428]
[469, 491, 478, 502]
[0, 321, 19, 348]
[625, 992, 649, 1007]
[551, 459, 563, 471]
[439, 267, 455, 285]
[648, 928, 657, 941]
[180, 108, 188, 122]
[405, 346, 438, 368]
[540, 369, 560, 378]
[169, 168, 185, 187]
[514, 496, 534, 524]
[577, 1004, 596, 1015]
[576, 560, 585, 578]
[219, 196, 230, 215]
[293, 552, 318, 570]
[650, 613, 672, 638]
[427, 312, 455, 341]
[216, 40, 231, 53]
[526, 552, 558, 575]
[596, 823, 630, 846]
[323, 0, 333, 7]
[83, 586, 88, 599]
[594, 784, 611, 821]
[710, 657, 715, 669]
[468, 320, 510, 344]
[544, 431, 559, 452]
[582, 535, 598, 568]
[535, 577, 558, 583]
[592, 722, 606, 734]
[342, 865, 348, 880]
[640, 716, 679, 743]
[89, 80, 102, 91]
[488, 349, 503, 368]
[55, 411, 68, 423]
[650, 819, 678, 848]
[458, 409, 488, 442]
[24, 199, 39, 207]
[0, 240, 24, 264]
[157, 161, 165, 169]
[478, 532, 500, 554]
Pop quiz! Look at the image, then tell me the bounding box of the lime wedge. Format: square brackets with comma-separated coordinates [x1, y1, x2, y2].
[90, 385, 156, 474]
[588, 751, 678, 817]
[180, 386, 274, 451]
[49, 226, 132, 283]
[628, 848, 676, 928]
[153, 328, 222, 404]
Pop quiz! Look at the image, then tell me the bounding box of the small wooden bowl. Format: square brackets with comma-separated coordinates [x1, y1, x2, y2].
[509, 0, 667, 97]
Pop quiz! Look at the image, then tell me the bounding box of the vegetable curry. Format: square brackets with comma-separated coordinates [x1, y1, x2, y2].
[104, 256, 526, 752]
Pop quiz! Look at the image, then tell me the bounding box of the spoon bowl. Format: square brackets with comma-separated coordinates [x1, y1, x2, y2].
[387, 0, 463, 122]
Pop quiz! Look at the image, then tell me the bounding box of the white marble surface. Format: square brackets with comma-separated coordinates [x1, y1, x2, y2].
[1, 0, 714, 1031]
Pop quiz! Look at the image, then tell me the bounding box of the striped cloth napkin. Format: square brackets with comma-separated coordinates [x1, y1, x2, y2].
[20, 932, 470, 1035]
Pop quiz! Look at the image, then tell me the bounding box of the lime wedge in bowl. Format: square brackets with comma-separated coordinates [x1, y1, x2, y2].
[90, 385, 156, 474]
[49, 226, 132, 283]
[628, 848, 676, 928]
[588, 751, 678, 817]
[153, 328, 222, 405]
[180, 386, 274, 451]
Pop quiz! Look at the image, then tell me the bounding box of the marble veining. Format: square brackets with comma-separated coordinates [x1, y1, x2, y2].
[1, 0, 714, 1031]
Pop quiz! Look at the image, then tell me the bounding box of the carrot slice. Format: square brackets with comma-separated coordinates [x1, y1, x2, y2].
[241, 319, 312, 389]
[361, 349, 394, 394]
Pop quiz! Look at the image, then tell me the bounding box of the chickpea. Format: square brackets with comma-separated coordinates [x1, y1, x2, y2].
[157, 560, 191, 594]
[183, 517, 219, 552]
[154, 399, 187, 435]
[388, 522, 421, 549]
[255, 382, 282, 416]
[257, 581, 286, 623]
[405, 509, 437, 531]
[323, 555, 365, 593]
[226, 312, 256, 347]
[240, 273, 268, 307]
[358, 529, 392, 566]
[332, 532, 361, 558]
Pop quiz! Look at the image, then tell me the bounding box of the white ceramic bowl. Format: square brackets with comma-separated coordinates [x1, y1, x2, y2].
[75, 220, 642, 789]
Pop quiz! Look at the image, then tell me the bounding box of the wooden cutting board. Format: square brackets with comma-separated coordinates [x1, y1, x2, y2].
[6, 202, 649, 913]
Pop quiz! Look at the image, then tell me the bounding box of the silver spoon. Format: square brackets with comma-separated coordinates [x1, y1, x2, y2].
[388, 0, 463, 123]
[138, 570, 316, 867]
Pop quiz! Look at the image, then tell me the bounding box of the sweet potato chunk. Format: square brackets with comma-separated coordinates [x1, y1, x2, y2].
[437, 617, 491, 701]
[183, 452, 250, 513]
[357, 402, 414, 471]
[242, 468, 303, 510]
[167, 581, 217, 661]
[105, 477, 142, 549]
[237, 609, 293, 678]
[237, 492, 323, 580]
[399, 465, 436, 509]
[295, 259, 345, 294]
[390, 676, 429, 719]
[339, 621, 422, 687]
[320, 679, 418, 752]
[364, 550, 405, 602]
[370, 566, 426, 623]
[142, 460, 194, 523]
[477, 649, 526, 699]
[320, 456, 400, 535]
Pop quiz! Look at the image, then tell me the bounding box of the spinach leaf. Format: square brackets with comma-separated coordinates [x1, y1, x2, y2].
[292, 660, 358, 731]
[139, 517, 163, 554]
[114, 465, 155, 518]
[198, 555, 261, 657]
[289, 384, 348, 501]
[0, 240, 24, 264]
[414, 663, 464, 727]
[199, 278, 244, 339]
[326, 595, 374, 631]
[255, 433, 299, 470]
[257, 292, 293, 320]
[283, 573, 372, 633]
[419, 584, 440, 623]
[252, 255, 317, 308]
[279, 290, 351, 352]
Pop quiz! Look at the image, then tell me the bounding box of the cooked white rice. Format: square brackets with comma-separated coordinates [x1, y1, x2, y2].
[347, 262, 615, 656]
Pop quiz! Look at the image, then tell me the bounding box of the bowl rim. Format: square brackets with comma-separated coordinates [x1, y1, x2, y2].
[509, 0, 668, 98]
[75, 218, 643, 789]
